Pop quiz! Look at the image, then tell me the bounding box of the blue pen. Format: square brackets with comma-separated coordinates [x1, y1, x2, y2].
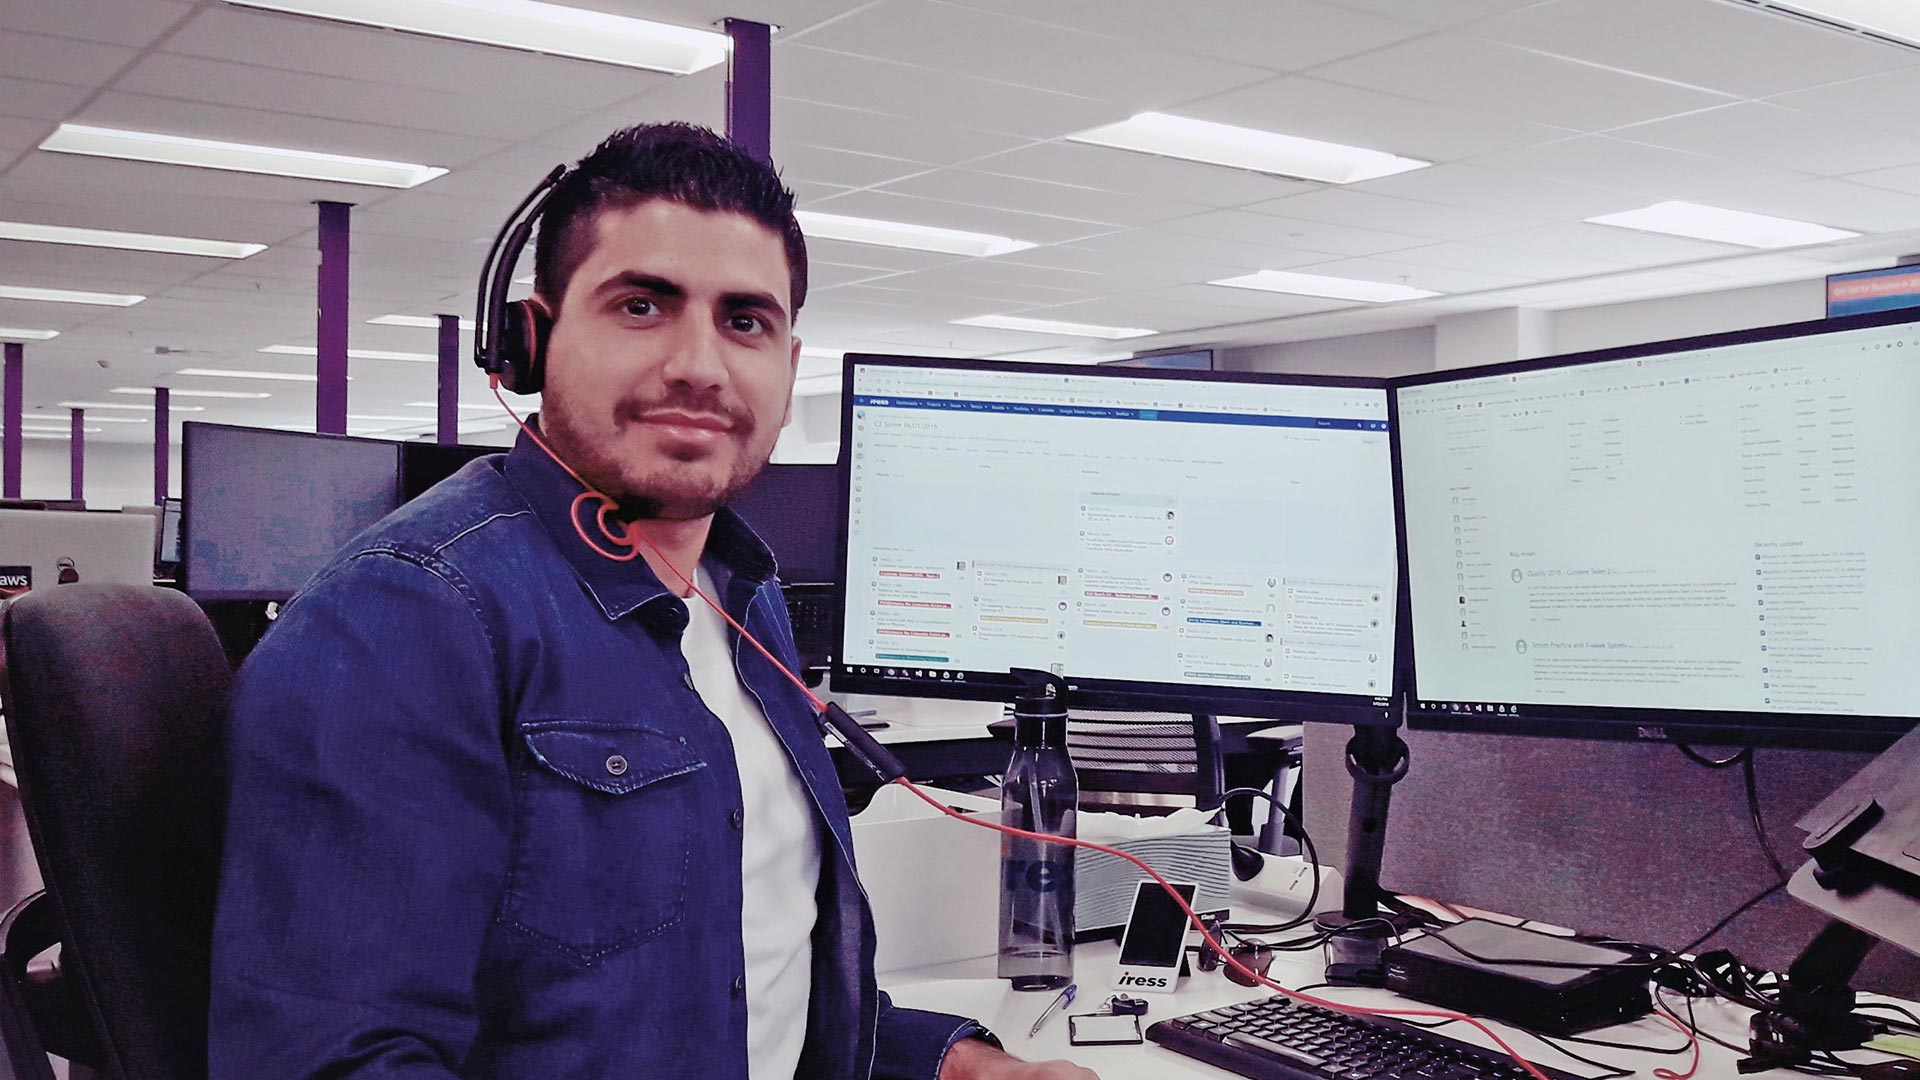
[1028, 984, 1076, 1038]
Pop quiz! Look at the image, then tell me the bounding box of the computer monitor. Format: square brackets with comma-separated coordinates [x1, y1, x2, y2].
[399, 441, 500, 502]
[182, 423, 404, 602]
[1394, 308, 1920, 748]
[833, 354, 1399, 723]
[158, 497, 181, 566]
[730, 463, 841, 585]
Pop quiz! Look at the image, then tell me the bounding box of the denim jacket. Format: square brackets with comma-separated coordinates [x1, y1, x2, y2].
[210, 430, 985, 1079]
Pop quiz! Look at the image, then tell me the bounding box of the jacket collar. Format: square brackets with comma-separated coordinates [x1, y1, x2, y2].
[500, 422, 778, 623]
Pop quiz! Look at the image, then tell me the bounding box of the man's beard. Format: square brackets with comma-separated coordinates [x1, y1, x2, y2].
[540, 392, 769, 521]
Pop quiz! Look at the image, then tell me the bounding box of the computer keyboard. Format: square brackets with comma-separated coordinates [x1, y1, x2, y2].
[1147, 995, 1581, 1080]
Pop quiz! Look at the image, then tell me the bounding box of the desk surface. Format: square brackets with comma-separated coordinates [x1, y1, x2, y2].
[882, 934, 1907, 1080]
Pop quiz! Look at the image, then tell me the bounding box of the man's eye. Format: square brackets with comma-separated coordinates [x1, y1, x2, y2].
[729, 314, 765, 334]
[622, 297, 656, 317]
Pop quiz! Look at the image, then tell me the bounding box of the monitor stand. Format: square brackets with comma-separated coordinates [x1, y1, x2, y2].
[1316, 722, 1412, 985]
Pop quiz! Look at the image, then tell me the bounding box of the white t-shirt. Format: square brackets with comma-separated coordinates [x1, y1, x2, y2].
[680, 569, 821, 1080]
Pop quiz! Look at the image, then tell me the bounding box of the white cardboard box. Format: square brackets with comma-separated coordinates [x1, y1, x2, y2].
[851, 785, 1002, 975]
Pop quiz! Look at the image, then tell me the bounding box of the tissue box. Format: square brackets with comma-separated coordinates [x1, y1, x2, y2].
[1074, 824, 1233, 937]
[851, 785, 1002, 975]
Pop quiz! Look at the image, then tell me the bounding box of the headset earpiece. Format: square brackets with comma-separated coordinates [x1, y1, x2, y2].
[496, 298, 551, 394]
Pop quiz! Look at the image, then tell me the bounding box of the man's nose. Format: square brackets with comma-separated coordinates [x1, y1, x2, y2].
[658, 315, 729, 389]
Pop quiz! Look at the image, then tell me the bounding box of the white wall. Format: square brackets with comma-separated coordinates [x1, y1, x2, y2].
[1220, 326, 1435, 376]
[1546, 278, 1826, 357]
[16, 440, 179, 509]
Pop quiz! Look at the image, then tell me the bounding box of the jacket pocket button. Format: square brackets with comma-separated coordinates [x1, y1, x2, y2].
[605, 754, 628, 777]
[729, 808, 744, 830]
[731, 974, 746, 996]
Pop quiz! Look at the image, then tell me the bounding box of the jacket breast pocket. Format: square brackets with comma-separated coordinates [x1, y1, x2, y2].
[501, 720, 708, 965]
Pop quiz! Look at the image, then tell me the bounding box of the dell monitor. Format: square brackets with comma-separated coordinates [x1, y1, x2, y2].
[182, 423, 404, 602]
[1394, 309, 1920, 749]
[731, 463, 841, 586]
[833, 354, 1399, 724]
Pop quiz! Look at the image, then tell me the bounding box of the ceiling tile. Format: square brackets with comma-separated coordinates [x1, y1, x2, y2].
[1349, 163, 1642, 219]
[1469, 0, 1917, 97]
[1469, 135, 1810, 199]
[1613, 103, 1920, 178]
[969, 140, 1318, 208]
[1182, 75, 1578, 164]
[1315, 0, 1554, 27]
[794, 1, 1278, 104]
[2, 149, 416, 217]
[1473, 222, 1743, 266]
[770, 142, 932, 190]
[1067, 228, 1335, 274]
[1707, 179, 1920, 235]
[0, 0, 192, 46]
[878, 0, 1427, 73]
[1245, 188, 1545, 241]
[161, 6, 665, 110]
[113, 54, 566, 142]
[0, 76, 93, 122]
[1771, 66, 1920, 141]
[77, 91, 509, 168]
[1374, 240, 1632, 281]
[1313, 34, 1735, 132]
[1155, 208, 1431, 258]
[775, 45, 1113, 140]
[804, 188, 1118, 244]
[772, 98, 1028, 166]
[876, 169, 1212, 227]
[0, 32, 137, 88]
[1287, 254, 1536, 294]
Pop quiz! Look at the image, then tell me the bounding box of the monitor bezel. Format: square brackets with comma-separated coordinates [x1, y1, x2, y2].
[181, 421, 405, 603]
[831, 352, 1400, 725]
[1390, 307, 1920, 751]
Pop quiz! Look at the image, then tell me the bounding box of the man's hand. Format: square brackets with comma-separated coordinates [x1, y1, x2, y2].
[939, 1036, 1100, 1080]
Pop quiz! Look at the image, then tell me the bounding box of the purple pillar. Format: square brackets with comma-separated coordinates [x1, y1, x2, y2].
[724, 19, 772, 163]
[316, 200, 352, 435]
[437, 313, 460, 446]
[69, 408, 83, 505]
[154, 387, 169, 505]
[2, 343, 20, 499]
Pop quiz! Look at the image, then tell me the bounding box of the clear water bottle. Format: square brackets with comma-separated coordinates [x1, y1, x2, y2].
[998, 669, 1077, 991]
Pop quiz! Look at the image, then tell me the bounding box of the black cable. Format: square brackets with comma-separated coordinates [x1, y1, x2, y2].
[1741, 753, 1792, 883]
[1556, 1028, 1691, 1055]
[1855, 1001, 1920, 1030]
[1681, 881, 1784, 953]
[1212, 784, 1322, 934]
[1673, 741, 1752, 768]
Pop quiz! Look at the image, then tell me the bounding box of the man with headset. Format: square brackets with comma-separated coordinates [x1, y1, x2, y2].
[209, 123, 1095, 1080]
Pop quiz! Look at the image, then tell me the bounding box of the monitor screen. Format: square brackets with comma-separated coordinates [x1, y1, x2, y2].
[159, 497, 181, 565]
[182, 423, 404, 602]
[729, 463, 841, 584]
[834, 355, 1399, 722]
[1395, 310, 1920, 746]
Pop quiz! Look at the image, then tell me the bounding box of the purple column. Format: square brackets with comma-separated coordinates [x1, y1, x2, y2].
[437, 313, 460, 446]
[724, 19, 772, 163]
[154, 387, 170, 505]
[2, 343, 20, 499]
[69, 408, 83, 505]
[316, 200, 352, 435]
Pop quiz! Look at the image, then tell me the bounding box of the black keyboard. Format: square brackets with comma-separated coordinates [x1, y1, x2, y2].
[1147, 995, 1580, 1080]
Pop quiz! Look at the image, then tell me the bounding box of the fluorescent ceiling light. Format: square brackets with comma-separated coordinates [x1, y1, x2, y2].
[795, 211, 1036, 258]
[174, 367, 335, 382]
[369, 314, 475, 330]
[1584, 201, 1859, 248]
[348, 413, 436, 423]
[259, 344, 435, 363]
[112, 386, 271, 399]
[0, 221, 264, 259]
[1763, 2, 1920, 47]
[224, 0, 731, 75]
[60, 400, 206, 412]
[45, 413, 148, 423]
[22, 429, 104, 439]
[406, 401, 502, 411]
[0, 284, 143, 306]
[1208, 270, 1441, 303]
[1067, 112, 1430, 184]
[0, 327, 59, 341]
[40, 123, 447, 189]
[952, 314, 1155, 340]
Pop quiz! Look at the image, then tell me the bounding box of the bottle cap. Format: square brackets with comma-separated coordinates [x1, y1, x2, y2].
[1010, 668, 1069, 746]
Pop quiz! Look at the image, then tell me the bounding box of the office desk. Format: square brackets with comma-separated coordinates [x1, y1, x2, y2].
[883, 933, 1905, 1080]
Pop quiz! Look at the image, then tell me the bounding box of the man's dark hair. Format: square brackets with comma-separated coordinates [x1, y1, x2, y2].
[533, 122, 807, 317]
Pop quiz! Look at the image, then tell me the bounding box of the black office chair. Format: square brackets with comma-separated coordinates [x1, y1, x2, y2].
[0, 584, 229, 1080]
[1067, 709, 1226, 813]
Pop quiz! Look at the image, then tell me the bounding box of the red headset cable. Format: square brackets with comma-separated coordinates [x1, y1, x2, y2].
[491, 376, 1559, 1080]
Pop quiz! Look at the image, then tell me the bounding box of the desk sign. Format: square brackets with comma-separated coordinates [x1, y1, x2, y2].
[1113, 880, 1197, 994]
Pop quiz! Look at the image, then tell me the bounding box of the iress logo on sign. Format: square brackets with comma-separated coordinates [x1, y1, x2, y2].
[1115, 972, 1171, 989]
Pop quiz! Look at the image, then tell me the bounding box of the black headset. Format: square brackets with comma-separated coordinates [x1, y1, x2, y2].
[473, 164, 570, 395]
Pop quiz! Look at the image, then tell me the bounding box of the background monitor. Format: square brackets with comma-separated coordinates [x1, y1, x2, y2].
[400, 441, 499, 502]
[730, 463, 841, 585]
[182, 423, 403, 602]
[1394, 309, 1920, 748]
[0, 509, 155, 597]
[834, 354, 1399, 722]
[158, 497, 181, 566]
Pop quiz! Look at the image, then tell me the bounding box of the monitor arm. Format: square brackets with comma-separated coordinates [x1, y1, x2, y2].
[1316, 721, 1412, 984]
